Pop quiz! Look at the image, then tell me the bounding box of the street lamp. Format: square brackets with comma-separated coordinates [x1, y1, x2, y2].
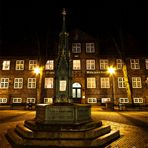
[34, 66, 43, 104]
[107, 66, 116, 110]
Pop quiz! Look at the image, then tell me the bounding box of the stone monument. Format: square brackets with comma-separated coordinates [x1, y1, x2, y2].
[6, 8, 120, 147]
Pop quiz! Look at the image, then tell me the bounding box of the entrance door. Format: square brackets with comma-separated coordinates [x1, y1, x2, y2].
[72, 83, 81, 103]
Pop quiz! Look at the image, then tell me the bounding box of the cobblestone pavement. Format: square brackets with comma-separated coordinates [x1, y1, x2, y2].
[0, 109, 147, 148]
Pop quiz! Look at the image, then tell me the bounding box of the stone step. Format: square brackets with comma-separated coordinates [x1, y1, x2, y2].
[6, 128, 120, 147]
[15, 123, 111, 140]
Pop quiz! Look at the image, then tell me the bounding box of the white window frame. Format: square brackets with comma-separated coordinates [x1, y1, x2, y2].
[101, 77, 110, 88]
[87, 77, 96, 88]
[2, 60, 10, 70]
[145, 59, 148, 69]
[118, 77, 126, 88]
[44, 78, 53, 88]
[88, 98, 97, 103]
[132, 77, 142, 88]
[27, 78, 36, 88]
[0, 78, 9, 88]
[119, 98, 129, 103]
[16, 60, 24, 70]
[86, 59, 95, 70]
[101, 98, 111, 103]
[133, 98, 143, 103]
[130, 59, 140, 69]
[27, 98, 36, 103]
[116, 59, 123, 69]
[86, 43, 95, 53]
[29, 60, 37, 70]
[72, 43, 81, 53]
[44, 98, 53, 104]
[100, 59, 108, 70]
[45, 60, 54, 70]
[14, 78, 23, 89]
[73, 60, 81, 70]
[0, 98, 7, 103]
[12, 98, 22, 103]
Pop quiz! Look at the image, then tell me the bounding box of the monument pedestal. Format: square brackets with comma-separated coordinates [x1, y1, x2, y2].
[6, 103, 120, 147]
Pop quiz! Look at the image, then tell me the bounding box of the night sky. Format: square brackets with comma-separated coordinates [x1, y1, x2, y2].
[1, 1, 148, 55]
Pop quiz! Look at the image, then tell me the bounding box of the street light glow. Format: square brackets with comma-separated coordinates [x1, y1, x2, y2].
[107, 66, 116, 75]
[34, 67, 41, 75]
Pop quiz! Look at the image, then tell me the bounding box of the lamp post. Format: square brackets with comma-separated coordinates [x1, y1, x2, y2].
[34, 67, 43, 104]
[107, 66, 116, 110]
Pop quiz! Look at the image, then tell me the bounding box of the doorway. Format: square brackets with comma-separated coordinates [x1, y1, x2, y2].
[72, 83, 82, 103]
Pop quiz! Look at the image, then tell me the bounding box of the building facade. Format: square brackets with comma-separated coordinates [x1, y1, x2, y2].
[0, 29, 148, 107]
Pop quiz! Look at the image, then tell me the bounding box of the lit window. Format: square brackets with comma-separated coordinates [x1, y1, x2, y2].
[119, 98, 129, 103]
[101, 77, 110, 88]
[116, 59, 123, 69]
[130, 59, 140, 69]
[45, 60, 54, 70]
[118, 77, 126, 88]
[72, 43, 81, 53]
[145, 59, 148, 69]
[86, 60, 95, 70]
[100, 59, 108, 70]
[2, 60, 10, 70]
[0, 98, 7, 103]
[44, 78, 53, 88]
[133, 98, 143, 103]
[14, 78, 23, 89]
[132, 77, 142, 88]
[87, 77, 96, 88]
[13, 98, 22, 103]
[86, 43, 95, 53]
[27, 78, 36, 88]
[44, 98, 53, 104]
[0, 78, 9, 88]
[73, 60, 81, 70]
[101, 98, 111, 103]
[29, 60, 37, 70]
[16, 60, 24, 70]
[27, 98, 36, 103]
[88, 98, 97, 103]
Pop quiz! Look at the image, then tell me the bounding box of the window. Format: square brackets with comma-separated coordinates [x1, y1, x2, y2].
[101, 77, 110, 88]
[27, 78, 36, 88]
[2, 60, 10, 70]
[116, 59, 123, 69]
[88, 98, 97, 103]
[73, 60, 81, 70]
[16, 60, 24, 70]
[0, 98, 7, 103]
[100, 59, 108, 70]
[130, 59, 140, 69]
[44, 78, 53, 88]
[87, 77, 96, 88]
[101, 98, 111, 103]
[145, 59, 148, 69]
[72, 43, 81, 53]
[27, 98, 36, 103]
[0, 78, 9, 88]
[86, 60, 95, 70]
[119, 98, 129, 103]
[29, 60, 37, 70]
[13, 98, 22, 103]
[45, 60, 54, 70]
[118, 77, 126, 88]
[132, 77, 142, 88]
[44, 98, 53, 104]
[14, 78, 23, 89]
[86, 43, 95, 53]
[133, 98, 143, 103]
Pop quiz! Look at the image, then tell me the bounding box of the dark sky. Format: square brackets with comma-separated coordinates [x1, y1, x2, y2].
[1, 1, 148, 55]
